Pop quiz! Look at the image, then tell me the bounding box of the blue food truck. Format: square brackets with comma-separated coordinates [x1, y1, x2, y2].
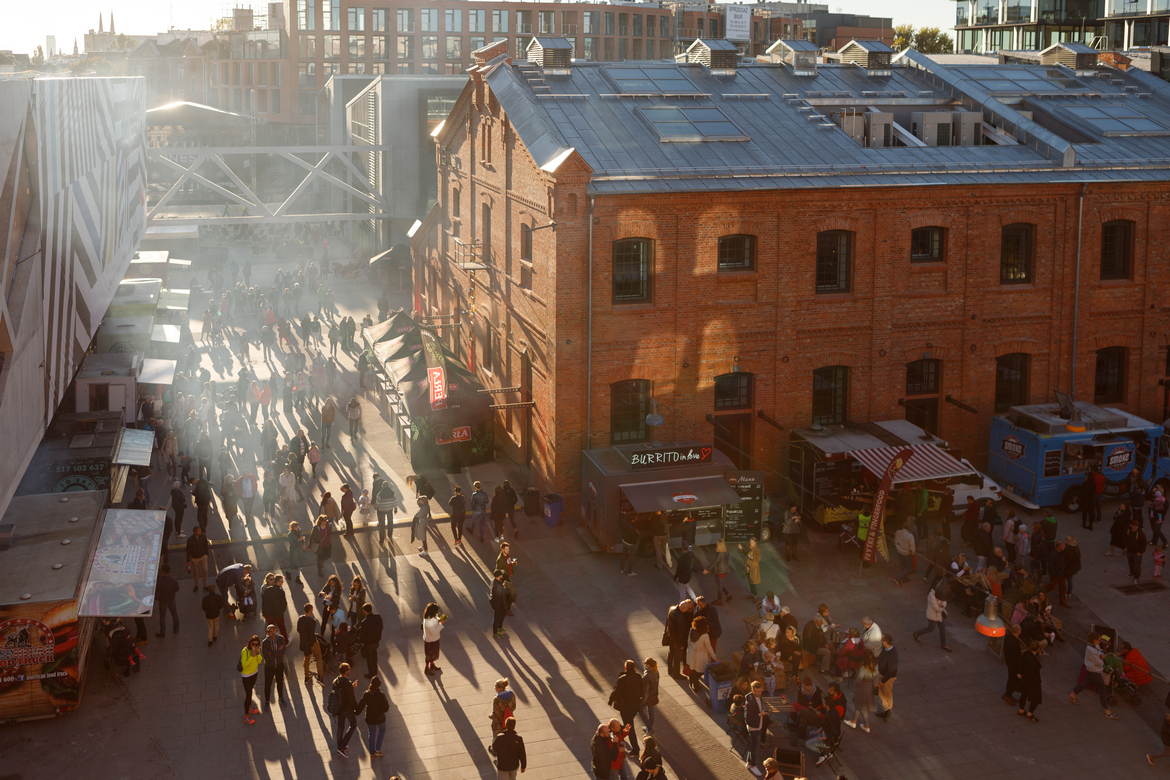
[988, 396, 1170, 512]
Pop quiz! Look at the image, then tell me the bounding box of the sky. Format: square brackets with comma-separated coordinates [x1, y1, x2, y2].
[2, 0, 956, 59]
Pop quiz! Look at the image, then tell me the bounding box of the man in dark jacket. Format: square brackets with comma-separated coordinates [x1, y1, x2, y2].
[802, 616, 830, 673]
[608, 660, 645, 752]
[185, 525, 211, 592]
[972, 522, 993, 570]
[694, 596, 722, 653]
[170, 481, 188, 538]
[491, 717, 527, 775]
[590, 722, 618, 779]
[1044, 541, 1069, 607]
[154, 564, 180, 638]
[261, 575, 289, 640]
[876, 635, 899, 719]
[1124, 519, 1149, 583]
[331, 663, 359, 757]
[261, 623, 289, 711]
[357, 603, 383, 678]
[673, 542, 705, 601]
[1081, 473, 1097, 530]
[1002, 624, 1025, 704]
[663, 599, 694, 678]
[297, 603, 324, 685]
[191, 476, 213, 532]
[201, 585, 225, 647]
[491, 569, 509, 638]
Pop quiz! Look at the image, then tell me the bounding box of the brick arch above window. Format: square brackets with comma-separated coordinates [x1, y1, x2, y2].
[710, 216, 768, 237]
[990, 338, 1039, 356]
[813, 216, 862, 234]
[597, 221, 661, 246]
[1093, 205, 1142, 225]
[905, 212, 953, 231]
[997, 209, 1045, 227]
[1091, 332, 1139, 350]
[804, 351, 858, 369]
[897, 345, 958, 363]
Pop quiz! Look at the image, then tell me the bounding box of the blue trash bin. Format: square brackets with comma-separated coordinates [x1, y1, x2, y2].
[705, 662, 735, 711]
[542, 493, 564, 528]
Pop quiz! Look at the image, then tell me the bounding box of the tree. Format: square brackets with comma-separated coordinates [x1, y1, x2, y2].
[893, 24, 915, 51]
[913, 27, 955, 54]
[32, 46, 44, 66]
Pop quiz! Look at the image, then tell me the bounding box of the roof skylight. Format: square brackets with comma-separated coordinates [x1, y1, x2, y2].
[607, 67, 699, 95]
[638, 106, 749, 142]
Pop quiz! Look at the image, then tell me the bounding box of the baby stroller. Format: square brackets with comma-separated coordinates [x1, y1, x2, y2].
[101, 618, 144, 678]
[1110, 642, 1152, 706]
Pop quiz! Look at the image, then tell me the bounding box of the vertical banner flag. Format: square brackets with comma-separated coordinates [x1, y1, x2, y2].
[862, 448, 915, 563]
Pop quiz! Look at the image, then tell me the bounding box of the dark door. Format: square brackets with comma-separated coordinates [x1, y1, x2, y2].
[714, 413, 752, 470]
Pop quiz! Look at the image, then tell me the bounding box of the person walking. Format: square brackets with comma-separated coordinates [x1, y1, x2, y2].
[738, 538, 762, 599]
[470, 481, 490, 542]
[356, 677, 390, 758]
[710, 539, 733, 604]
[608, 660, 645, 753]
[1064, 536, 1082, 597]
[238, 470, 258, 524]
[1147, 713, 1170, 765]
[501, 480, 520, 539]
[448, 486, 467, 546]
[641, 658, 660, 736]
[1018, 640, 1043, 721]
[492, 717, 527, 779]
[346, 396, 362, 439]
[339, 483, 357, 537]
[279, 466, 297, 519]
[780, 508, 803, 562]
[876, 635, 898, 720]
[170, 481, 188, 538]
[260, 623, 289, 712]
[663, 599, 694, 679]
[239, 635, 263, 725]
[285, 521, 306, 585]
[331, 663, 360, 758]
[490, 678, 519, 746]
[650, 511, 671, 572]
[297, 603, 326, 686]
[1108, 503, 1131, 557]
[357, 603, 383, 678]
[1002, 624, 1026, 704]
[202, 584, 225, 647]
[674, 542, 704, 601]
[154, 564, 181, 638]
[490, 486, 509, 544]
[1124, 518, 1149, 584]
[412, 495, 432, 556]
[590, 722, 619, 780]
[319, 397, 336, 448]
[912, 584, 952, 652]
[375, 480, 396, 544]
[844, 649, 878, 732]
[744, 680, 768, 776]
[619, 514, 639, 577]
[310, 515, 333, 577]
[261, 574, 289, 640]
[191, 475, 213, 531]
[893, 518, 917, 585]
[685, 615, 717, 689]
[186, 526, 210, 592]
[490, 569, 509, 638]
[1069, 632, 1120, 719]
[422, 602, 446, 676]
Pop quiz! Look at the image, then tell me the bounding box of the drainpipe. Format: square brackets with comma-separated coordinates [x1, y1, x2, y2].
[586, 196, 595, 451]
[1071, 182, 1087, 398]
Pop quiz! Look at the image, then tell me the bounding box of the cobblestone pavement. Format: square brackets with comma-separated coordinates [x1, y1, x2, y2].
[2, 254, 1169, 780]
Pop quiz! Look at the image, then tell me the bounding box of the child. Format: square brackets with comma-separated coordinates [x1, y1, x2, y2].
[760, 642, 778, 697]
[358, 489, 372, 524]
[239, 574, 257, 620]
[307, 443, 321, 477]
[332, 621, 353, 664]
[1154, 546, 1165, 578]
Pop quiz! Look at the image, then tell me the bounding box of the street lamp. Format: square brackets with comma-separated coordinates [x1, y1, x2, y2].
[976, 595, 1006, 637]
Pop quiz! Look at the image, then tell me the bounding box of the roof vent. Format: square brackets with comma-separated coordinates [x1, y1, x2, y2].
[838, 39, 893, 76]
[1040, 41, 1098, 75]
[526, 37, 573, 74]
[766, 38, 819, 76]
[685, 38, 739, 75]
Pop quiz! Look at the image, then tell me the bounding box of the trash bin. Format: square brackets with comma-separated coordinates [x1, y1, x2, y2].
[524, 487, 541, 518]
[542, 493, 564, 528]
[705, 661, 735, 712]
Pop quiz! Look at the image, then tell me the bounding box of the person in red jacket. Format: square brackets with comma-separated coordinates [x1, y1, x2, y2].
[340, 483, 357, 536]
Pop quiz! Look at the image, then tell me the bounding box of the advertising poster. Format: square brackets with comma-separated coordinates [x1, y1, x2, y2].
[724, 5, 751, 41]
[78, 509, 166, 618]
[0, 599, 84, 719]
[862, 449, 914, 563]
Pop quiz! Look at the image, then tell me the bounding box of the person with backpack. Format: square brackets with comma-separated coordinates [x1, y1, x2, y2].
[355, 677, 390, 757]
[329, 663, 360, 758]
[608, 660, 645, 753]
[489, 678, 518, 749]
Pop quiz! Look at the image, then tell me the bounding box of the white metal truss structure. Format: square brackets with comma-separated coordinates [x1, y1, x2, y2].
[146, 145, 391, 225]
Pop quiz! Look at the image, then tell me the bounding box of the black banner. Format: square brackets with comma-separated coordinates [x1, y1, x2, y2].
[723, 470, 764, 542]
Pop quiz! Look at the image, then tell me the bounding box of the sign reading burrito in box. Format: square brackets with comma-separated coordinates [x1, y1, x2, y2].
[78, 509, 166, 618]
[629, 445, 713, 471]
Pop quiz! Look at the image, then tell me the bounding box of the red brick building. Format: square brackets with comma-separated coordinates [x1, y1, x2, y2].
[413, 41, 1170, 512]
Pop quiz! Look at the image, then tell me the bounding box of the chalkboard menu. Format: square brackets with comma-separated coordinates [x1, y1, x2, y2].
[1043, 449, 1062, 478]
[667, 505, 723, 524]
[813, 460, 852, 503]
[724, 470, 764, 542]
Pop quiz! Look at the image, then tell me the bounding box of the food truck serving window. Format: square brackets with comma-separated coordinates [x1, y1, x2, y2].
[619, 476, 743, 514]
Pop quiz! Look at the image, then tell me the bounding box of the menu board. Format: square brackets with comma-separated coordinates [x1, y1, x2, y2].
[723, 470, 764, 542]
[1043, 449, 1062, 478]
[667, 506, 722, 524]
[813, 460, 852, 503]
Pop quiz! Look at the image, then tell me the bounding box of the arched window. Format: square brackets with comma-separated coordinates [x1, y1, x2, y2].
[995, 353, 1029, 412]
[611, 379, 652, 443]
[612, 238, 652, 303]
[714, 372, 753, 410]
[812, 366, 848, 425]
[717, 234, 756, 271]
[910, 226, 944, 262]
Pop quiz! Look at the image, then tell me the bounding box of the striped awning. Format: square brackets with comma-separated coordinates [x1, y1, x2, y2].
[849, 443, 972, 485]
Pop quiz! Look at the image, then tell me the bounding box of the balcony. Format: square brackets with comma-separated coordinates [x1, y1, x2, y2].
[516, 24, 532, 34]
[619, 25, 629, 35]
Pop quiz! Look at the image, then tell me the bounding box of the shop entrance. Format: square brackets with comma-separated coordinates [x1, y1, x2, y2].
[714, 413, 752, 470]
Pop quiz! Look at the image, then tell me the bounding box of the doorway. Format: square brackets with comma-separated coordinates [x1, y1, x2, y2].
[714, 413, 752, 470]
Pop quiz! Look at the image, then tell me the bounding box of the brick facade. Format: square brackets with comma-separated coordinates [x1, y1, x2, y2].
[417, 57, 1170, 515]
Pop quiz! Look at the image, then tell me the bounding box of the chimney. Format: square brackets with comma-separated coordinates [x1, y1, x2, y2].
[473, 38, 509, 68]
[99, 13, 104, 33]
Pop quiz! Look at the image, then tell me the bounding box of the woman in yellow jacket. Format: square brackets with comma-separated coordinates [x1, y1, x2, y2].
[738, 538, 763, 601]
[239, 635, 263, 724]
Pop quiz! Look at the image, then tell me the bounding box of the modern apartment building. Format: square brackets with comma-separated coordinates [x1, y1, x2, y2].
[953, 0, 1170, 52]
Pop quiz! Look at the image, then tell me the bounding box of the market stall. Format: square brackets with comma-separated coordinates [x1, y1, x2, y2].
[0, 491, 105, 722]
[362, 312, 494, 471]
[14, 412, 149, 503]
[580, 442, 763, 553]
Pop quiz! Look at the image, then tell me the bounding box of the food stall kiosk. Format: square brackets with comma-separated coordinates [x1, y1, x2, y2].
[94, 317, 154, 357]
[988, 400, 1169, 512]
[788, 419, 978, 526]
[107, 278, 161, 319]
[73, 353, 138, 415]
[580, 442, 763, 554]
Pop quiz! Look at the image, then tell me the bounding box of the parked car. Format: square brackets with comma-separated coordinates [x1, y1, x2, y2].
[949, 459, 1002, 513]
